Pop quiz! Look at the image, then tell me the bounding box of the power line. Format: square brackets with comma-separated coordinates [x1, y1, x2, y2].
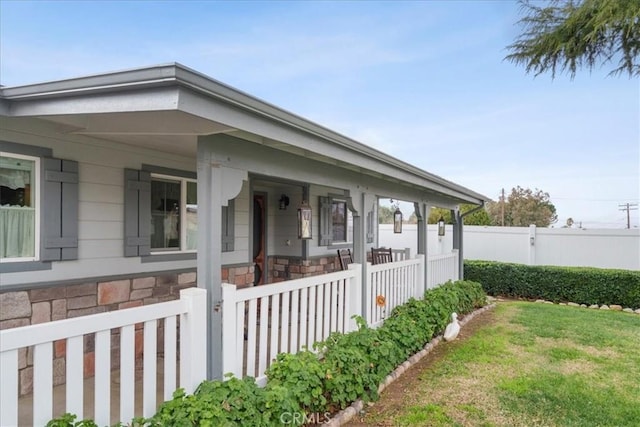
[554, 197, 640, 202]
[618, 203, 639, 229]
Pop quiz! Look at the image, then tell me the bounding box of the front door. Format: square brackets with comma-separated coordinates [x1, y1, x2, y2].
[253, 194, 266, 285]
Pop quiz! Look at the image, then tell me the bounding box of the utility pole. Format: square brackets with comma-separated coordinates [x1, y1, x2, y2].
[618, 203, 638, 229]
[500, 188, 505, 226]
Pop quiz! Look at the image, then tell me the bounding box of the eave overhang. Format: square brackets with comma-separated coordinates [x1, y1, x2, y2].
[0, 63, 488, 206]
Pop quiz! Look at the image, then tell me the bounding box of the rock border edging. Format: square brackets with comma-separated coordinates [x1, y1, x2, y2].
[326, 303, 497, 426]
[533, 299, 640, 314]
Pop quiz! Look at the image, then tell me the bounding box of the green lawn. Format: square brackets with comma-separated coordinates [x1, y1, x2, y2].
[357, 302, 640, 427]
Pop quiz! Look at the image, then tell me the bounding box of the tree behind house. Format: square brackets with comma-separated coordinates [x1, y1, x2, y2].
[486, 186, 558, 227]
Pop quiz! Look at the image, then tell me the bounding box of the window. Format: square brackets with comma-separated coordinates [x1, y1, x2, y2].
[319, 196, 353, 246]
[331, 200, 348, 242]
[150, 174, 197, 253]
[1, 141, 78, 273]
[125, 167, 234, 258]
[0, 153, 39, 261]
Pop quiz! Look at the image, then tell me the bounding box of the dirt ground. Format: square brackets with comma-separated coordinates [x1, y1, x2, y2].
[344, 307, 497, 426]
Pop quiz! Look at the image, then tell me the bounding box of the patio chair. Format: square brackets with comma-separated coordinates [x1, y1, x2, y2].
[337, 248, 353, 270]
[371, 247, 393, 265]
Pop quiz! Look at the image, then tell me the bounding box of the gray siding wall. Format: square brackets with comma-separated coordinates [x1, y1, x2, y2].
[0, 118, 248, 287]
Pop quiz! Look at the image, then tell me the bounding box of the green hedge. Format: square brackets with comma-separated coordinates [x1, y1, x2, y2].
[48, 280, 486, 427]
[464, 260, 640, 308]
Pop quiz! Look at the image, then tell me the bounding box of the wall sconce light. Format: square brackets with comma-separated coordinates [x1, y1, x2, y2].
[437, 216, 446, 237]
[297, 201, 312, 239]
[393, 208, 403, 233]
[279, 194, 290, 210]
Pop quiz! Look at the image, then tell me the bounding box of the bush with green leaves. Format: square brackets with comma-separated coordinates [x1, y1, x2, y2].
[465, 260, 640, 308]
[314, 316, 396, 410]
[46, 413, 98, 427]
[264, 350, 326, 413]
[47, 279, 487, 427]
[148, 376, 270, 426]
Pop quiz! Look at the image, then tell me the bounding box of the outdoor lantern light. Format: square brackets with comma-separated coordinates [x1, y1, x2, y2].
[393, 208, 403, 234]
[279, 194, 290, 210]
[297, 201, 312, 239]
[437, 216, 446, 236]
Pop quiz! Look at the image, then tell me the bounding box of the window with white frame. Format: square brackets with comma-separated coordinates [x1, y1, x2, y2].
[125, 167, 235, 258]
[0, 152, 39, 261]
[150, 174, 197, 253]
[1, 142, 78, 271]
[319, 196, 353, 246]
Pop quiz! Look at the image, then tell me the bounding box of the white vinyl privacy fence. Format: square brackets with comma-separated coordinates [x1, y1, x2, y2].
[0, 288, 207, 427]
[380, 224, 640, 270]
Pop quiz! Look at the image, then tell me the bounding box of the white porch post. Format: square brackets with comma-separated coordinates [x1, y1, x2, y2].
[452, 209, 463, 279]
[425, 203, 433, 289]
[197, 138, 247, 380]
[414, 202, 428, 296]
[358, 192, 377, 322]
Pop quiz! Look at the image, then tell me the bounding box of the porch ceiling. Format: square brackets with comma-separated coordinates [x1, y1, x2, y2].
[37, 110, 234, 157]
[35, 110, 371, 172]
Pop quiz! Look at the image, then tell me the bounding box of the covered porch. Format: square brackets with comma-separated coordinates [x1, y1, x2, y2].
[1, 63, 486, 425]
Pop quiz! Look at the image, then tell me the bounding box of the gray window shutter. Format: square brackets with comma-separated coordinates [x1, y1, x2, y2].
[41, 158, 79, 261]
[366, 210, 375, 243]
[222, 200, 235, 252]
[124, 169, 151, 257]
[319, 196, 332, 246]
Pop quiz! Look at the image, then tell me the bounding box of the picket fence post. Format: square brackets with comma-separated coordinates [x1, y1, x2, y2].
[347, 263, 362, 332]
[221, 283, 242, 379]
[416, 254, 425, 297]
[180, 288, 207, 394]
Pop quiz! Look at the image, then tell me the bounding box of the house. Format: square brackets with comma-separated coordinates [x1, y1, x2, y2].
[0, 63, 487, 388]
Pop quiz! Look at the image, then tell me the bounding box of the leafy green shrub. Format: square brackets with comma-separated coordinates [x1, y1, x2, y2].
[46, 414, 98, 427]
[148, 377, 268, 426]
[265, 350, 326, 413]
[314, 316, 396, 410]
[318, 331, 377, 410]
[378, 298, 435, 363]
[465, 260, 640, 308]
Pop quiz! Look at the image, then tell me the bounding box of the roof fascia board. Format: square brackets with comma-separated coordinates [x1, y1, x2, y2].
[0, 63, 180, 100]
[7, 87, 180, 117]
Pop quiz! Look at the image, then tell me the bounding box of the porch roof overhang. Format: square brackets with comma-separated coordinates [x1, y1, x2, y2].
[0, 62, 488, 206]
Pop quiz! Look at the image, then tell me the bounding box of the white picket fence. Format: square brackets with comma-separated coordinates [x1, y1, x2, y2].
[0, 288, 207, 427]
[2, 253, 461, 426]
[366, 255, 425, 328]
[426, 250, 459, 289]
[221, 264, 362, 386]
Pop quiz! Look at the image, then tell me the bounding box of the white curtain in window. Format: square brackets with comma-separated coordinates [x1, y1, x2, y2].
[186, 208, 198, 250]
[0, 169, 29, 189]
[0, 207, 35, 258]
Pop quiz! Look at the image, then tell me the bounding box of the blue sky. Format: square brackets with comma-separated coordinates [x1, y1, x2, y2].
[1, 0, 638, 228]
